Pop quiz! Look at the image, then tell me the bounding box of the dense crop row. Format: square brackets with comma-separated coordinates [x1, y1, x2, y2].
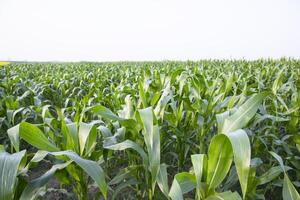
[0, 60, 299, 200]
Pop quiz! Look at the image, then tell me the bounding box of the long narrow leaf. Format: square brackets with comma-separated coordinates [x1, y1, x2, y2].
[169, 172, 196, 200]
[0, 150, 26, 200]
[191, 154, 206, 199]
[226, 129, 251, 199]
[221, 93, 266, 134]
[7, 122, 59, 152]
[283, 174, 300, 200]
[207, 134, 233, 190]
[20, 162, 71, 200]
[104, 140, 148, 165]
[157, 163, 169, 199]
[52, 151, 107, 199]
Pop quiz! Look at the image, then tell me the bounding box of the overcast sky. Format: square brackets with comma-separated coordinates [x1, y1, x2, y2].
[0, 0, 299, 61]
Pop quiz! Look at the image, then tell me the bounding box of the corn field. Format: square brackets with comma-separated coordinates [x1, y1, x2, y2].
[0, 60, 299, 200]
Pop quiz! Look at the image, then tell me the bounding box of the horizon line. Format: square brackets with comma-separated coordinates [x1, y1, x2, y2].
[1, 57, 299, 63]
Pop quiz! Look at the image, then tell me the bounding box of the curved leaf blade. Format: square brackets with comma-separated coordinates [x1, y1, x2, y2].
[221, 93, 266, 134]
[104, 139, 148, 165]
[226, 129, 251, 199]
[283, 174, 300, 200]
[157, 163, 169, 199]
[169, 172, 196, 200]
[51, 151, 107, 199]
[78, 122, 96, 156]
[20, 162, 71, 200]
[8, 122, 59, 152]
[0, 150, 26, 200]
[207, 134, 233, 190]
[191, 154, 206, 199]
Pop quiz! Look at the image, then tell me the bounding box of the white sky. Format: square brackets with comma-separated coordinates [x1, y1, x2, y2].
[0, 0, 299, 61]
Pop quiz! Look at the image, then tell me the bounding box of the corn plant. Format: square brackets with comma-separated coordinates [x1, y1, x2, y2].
[6, 119, 107, 199]
[1, 60, 299, 199]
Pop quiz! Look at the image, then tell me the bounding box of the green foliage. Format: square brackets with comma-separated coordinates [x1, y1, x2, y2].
[0, 60, 299, 199]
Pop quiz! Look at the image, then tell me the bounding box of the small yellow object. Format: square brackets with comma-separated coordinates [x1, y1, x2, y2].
[0, 61, 10, 67]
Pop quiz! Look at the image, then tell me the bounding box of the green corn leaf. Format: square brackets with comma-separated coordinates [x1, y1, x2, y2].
[139, 80, 148, 108]
[157, 163, 169, 199]
[216, 110, 230, 133]
[154, 81, 172, 119]
[7, 122, 59, 152]
[138, 107, 154, 152]
[78, 122, 97, 156]
[224, 73, 235, 95]
[33, 151, 49, 162]
[207, 134, 233, 191]
[191, 154, 206, 199]
[169, 172, 196, 200]
[258, 166, 291, 185]
[226, 129, 251, 199]
[104, 139, 148, 165]
[51, 151, 107, 199]
[85, 105, 136, 128]
[270, 151, 300, 200]
[7, 124, 20, 152]
[103, 127, 125, 147]
[272, 68, 284, 95]
[205, 191, 242, 200]
[220, 93, 266, 134]
[24, 150, 108, 199]
[0, 150, 26, 200]
[20, 161, 71, 200]
[138, 107, 161, 193]
[98, 125, 112, 138]
[283, 174, 300, 200]
[269, 151, 285, 172]
[150, 125, 161, 192]
[65, 123, 79, 153]
[86, 105, 124, 121]
[21, 151, 49, 174]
